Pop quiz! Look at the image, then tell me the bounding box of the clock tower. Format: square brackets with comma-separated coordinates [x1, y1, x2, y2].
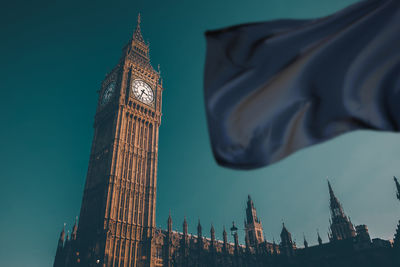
[72, 15, 163, 267]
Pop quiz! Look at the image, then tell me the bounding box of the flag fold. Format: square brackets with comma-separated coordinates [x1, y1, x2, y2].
[204, 0, 400, 169]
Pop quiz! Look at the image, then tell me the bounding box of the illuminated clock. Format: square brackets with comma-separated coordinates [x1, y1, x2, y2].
[132, 80, 154, 104]
[101, 81, 116, 106]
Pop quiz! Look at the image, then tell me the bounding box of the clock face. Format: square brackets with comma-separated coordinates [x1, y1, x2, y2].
[101, 81, 116, 106]
[132, 80, 154, 104]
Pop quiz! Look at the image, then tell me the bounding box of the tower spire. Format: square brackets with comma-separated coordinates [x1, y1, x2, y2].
[197, 219, 202, 237]
[328, 180, 335, 199]
[245, 195, 264, 247]
[71, 216, 78, 241]
[167, 211, 172, 232]
[303, 233, 308, 248]
[59, 223, 66, 246]
[280, 222, 295, 257]
[222, 225, 228, 252]
[327, 180, 356, 241]
[183, 216, 188, 236]
[133, 13, 145, 42]
[394, 176, 400, 201]
[327, 180, 345, 218]
[317, 230, 322, 245]
[54, 223, 67, 267]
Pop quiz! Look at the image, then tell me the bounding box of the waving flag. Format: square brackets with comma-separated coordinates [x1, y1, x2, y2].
[204, 0, 400, 169]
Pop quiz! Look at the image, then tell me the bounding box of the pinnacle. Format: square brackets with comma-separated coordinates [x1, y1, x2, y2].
[328, 180, 335, 198]
[133, 13, 145, 42]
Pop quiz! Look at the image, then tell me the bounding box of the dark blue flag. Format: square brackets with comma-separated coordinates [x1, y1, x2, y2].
[204, 0, 400, 169]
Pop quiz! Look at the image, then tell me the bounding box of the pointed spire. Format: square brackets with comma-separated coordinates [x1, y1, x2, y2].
[328, 179, 335, 199]
[317, 230, 323, 245]
[303, 233, 308, 248]
[394, 176, 400, 201]
[281, 222, 289, 236]
[223, 226, 228, 245]
[272, 238, 277, 255]
[246, 194, 261, 226]
[133, 13, 144, 42]
[58, 223, 66, 248]
[183, 216, 188, 236]
[394, 220, 400, 248]
[71, 216, 78, 241]
[327, 180, 346, 218]
[210, 224, 215, 241]
[167, 211, 172, 232]
[197, 219, 202, 237]
[61, 223, 66, 238]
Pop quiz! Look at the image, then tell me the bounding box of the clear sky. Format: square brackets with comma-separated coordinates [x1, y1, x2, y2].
[1, 0, 399, 266]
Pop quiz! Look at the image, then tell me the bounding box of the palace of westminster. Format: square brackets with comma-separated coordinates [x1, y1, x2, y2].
[53, 16, 400, 267]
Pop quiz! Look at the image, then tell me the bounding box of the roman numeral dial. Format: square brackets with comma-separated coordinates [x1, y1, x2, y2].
[132, 79, 154, 105]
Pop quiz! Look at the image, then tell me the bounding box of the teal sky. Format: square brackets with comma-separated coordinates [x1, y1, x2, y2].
[1, 0, 399, 266]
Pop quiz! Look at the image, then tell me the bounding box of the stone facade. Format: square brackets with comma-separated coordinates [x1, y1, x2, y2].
[53, 16, 400, 267]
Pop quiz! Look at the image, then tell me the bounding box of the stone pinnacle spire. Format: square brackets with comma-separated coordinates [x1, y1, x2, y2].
[197, 219, 202, 237]
[394, 176, 400, 201]
[327, 180, 345, 218]
[183, 216, 188, 236]
[167, 211, 172, 232]
[328, 180, 335, 199]
[303, 233, 308, 248]
[133, 13, 145, 42]
[210, 224, 215, 240]
[317, 230, 322, 245]
[71, 216, 78, 241]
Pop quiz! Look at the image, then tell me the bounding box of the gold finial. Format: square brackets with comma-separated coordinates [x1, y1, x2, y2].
[137, 13, 141, 26]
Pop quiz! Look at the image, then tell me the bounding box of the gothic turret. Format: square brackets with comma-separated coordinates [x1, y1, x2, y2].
[183, 217, 188, 236]
[317, 230, 323, 245]
[272, 238, 278, 256]
[197, 219, 203, 249]
[180, 216, 189, 262]
[394, 176, 400, 201]
[394, 221, 400, 249]
[71, 217, 78, 241]
[355, 224, 371, 244]
[58, 223, 66, 248]
[209, 224, 216, 253]
[222, 226, 228, 253]
[303, 234, 308, 248]
[167, 212, 172, 233]
[133, 14, 144, 42]
[197, 219, 202, 237]
[53, 224, 66, 267]
[127, 14, 149, 59]
[245, 195, 264, 247]
[328, 180, 356, 241]
[280, 222, 295, 257]
[210, 224, 215, 242]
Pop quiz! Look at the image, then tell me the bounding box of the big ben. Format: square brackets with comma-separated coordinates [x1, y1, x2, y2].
[54, 15, 164, 267]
